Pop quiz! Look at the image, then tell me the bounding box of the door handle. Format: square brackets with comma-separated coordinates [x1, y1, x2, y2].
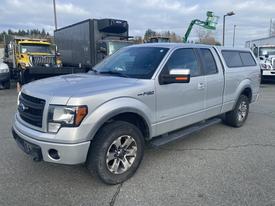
[198, 82, 205, 90]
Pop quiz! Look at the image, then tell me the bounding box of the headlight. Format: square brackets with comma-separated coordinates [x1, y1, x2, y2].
[48, 105, 88, 133]
[260, 64, 267, 69]
[0, 68, 9, 73]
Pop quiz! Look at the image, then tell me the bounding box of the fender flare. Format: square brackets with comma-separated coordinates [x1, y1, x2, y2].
[85, 97, 153, 140]
[233, 79, 252, 108]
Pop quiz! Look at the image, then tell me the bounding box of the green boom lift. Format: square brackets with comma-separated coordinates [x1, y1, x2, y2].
[183, 11, 219, 43]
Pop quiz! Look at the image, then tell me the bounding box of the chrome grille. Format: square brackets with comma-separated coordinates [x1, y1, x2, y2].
[31, 56, 55, 66]
[18, 93, 45, 128]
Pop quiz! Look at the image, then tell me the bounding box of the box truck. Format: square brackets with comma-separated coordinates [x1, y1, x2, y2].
[54, 19, 134, 69]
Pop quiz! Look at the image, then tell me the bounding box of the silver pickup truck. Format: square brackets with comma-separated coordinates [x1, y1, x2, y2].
[12, 43, 260, 184]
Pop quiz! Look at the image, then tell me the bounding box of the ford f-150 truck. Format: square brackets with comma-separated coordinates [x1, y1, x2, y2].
[12, 43, 260, 184]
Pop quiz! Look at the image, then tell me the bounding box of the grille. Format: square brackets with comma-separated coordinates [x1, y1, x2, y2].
[272, 58, 275, 69]
[31, 56, 55, 66]
[18, 93, 45, 128]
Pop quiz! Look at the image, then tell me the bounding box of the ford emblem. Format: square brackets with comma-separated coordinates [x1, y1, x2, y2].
[19, 102, 28, 111]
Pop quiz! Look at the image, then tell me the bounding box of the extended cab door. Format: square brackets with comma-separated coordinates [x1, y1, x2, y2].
[155, 48, 206, 136]
[196, 48, 224, 118]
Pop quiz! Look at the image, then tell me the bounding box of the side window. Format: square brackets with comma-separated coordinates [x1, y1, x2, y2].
[163, 48, 201, 77]
[199, 48, 218, 75]
[240, 52, 256, 66]
[221, 51, 243, 67]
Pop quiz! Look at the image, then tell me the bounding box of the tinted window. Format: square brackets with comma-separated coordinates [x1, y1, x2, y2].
[221, 51, 243, 67]
[199, 49, 218, 75]
[240, 52, 256, 66]
[93, 47, 169, 79]
[164, 48, 200, 77]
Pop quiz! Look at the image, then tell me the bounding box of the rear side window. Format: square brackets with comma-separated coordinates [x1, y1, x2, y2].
[240, 52, 256, 66]
[221, 51, 243, 67]
[199, 49, 218, 75]
[222, 50, 257, 68]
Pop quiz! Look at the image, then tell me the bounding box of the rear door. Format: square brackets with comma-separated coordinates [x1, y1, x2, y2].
[155, 48, 206, 136]
[197, 48, 224, 118]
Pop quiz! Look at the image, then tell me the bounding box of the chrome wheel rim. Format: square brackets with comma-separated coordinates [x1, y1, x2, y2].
[106, 135, 137, 174]
[237, 101, 247, 122]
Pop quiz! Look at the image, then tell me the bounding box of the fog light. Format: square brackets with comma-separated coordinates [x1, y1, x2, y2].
[48, 149, 60, 160]
[48, 122, 61, 133]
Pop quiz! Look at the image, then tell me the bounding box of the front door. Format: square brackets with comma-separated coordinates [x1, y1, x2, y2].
[155, 48, 206, 136]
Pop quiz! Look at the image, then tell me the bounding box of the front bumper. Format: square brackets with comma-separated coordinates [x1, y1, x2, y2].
[0, 72, 10, 82]
[262, 70, 275, 77]
[12, 120, 91, 165]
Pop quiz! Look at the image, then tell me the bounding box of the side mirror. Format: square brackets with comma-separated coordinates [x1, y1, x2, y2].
[159, 69, 190, 85]
[259, 56, 264, 60]
[265, 54, 269, 59]
[98, 46, 107, 54]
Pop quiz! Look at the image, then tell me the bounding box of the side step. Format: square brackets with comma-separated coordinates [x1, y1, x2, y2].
[149, 117, 222, 147]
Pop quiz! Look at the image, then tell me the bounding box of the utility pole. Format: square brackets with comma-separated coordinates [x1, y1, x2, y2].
[269, 19, 273, 37]
[222, 11, 235, 46]
[233, 25, 236, 47]
[53, 0, 58, 30]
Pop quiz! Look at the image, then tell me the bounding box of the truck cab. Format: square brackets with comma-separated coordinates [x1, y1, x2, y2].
[252, 45, 275, 81]
[5, 37, 62, 84]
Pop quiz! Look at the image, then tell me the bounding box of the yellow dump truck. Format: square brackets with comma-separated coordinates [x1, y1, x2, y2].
[4, 36, 84, 85]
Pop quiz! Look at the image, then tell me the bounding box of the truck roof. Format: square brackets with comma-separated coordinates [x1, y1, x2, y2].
[258, 45, 275, 48]
[130, 43, 251, 52]
[12, 36, 51, 45]
[18, 40, 51, 45]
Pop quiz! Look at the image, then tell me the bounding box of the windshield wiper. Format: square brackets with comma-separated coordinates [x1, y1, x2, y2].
[99, 71, 129, 78]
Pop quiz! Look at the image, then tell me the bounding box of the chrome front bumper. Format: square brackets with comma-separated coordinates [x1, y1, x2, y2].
[12, 117, 90, 165]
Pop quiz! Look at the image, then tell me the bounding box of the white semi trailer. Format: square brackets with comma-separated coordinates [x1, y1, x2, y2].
[246, 36, 275, 81]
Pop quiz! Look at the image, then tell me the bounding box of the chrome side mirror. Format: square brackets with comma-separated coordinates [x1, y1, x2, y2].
[159, 69, 191, 85]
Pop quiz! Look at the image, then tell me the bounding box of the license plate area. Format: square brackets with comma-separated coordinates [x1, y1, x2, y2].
[12, 129, 42, 161]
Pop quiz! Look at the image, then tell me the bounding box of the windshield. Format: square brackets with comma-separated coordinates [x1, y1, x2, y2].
[108, 41, 133, 55]
[92, 46, 169, 79]
[20, 43, 52, 54]
[259, 47, 275, 56]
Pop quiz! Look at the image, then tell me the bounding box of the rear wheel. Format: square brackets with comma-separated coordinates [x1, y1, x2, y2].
[224, 95, 249, 127]
[86, 121, 145, 185]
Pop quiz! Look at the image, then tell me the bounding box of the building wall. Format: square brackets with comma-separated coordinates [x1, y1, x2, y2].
[245, 36, 275, 48]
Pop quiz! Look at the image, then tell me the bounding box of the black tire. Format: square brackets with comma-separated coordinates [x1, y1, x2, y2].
[86, 121, 145, 185]
[260, 70, 265, 84]
[3, 79, 10, 89]
[224, 95, 249, 127]
[19, 69, 30, 85]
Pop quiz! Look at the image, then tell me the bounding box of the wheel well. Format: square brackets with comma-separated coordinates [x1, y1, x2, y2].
[103, 112, 150, 140]
[241, 87, 252, 102]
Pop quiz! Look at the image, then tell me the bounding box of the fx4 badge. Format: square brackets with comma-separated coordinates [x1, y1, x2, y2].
[137, 91, 154, 96]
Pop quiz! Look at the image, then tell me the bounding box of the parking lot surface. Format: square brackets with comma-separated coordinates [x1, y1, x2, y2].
[0, 83, 275, 206]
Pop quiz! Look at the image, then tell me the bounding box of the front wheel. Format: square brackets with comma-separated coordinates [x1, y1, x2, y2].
[86, 121, 145, 185]
[224, 95, 249, 127]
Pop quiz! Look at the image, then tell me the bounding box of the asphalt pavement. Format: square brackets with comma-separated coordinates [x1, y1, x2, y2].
[0, 82, 274, 206]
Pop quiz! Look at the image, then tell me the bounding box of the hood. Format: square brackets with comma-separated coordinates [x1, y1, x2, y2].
[22, 73, 140, 100]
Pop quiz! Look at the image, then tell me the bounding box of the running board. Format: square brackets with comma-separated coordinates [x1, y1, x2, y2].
[149, 117, 222, 147]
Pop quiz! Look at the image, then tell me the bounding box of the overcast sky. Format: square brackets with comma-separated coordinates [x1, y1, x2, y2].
[1, 0, 275, 47]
